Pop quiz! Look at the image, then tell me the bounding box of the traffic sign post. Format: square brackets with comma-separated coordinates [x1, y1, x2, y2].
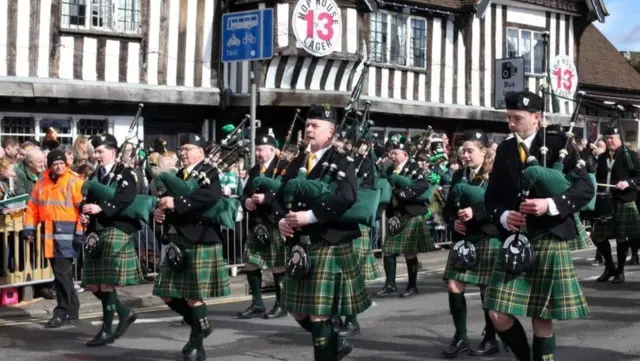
[221, 9, 275, 167]
[494, 57, 525, 109]
[550, 55, 578, 99]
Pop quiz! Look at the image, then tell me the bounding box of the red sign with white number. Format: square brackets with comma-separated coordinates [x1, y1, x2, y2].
[550, 55, 578, 99]
[292, 0, 342, 57]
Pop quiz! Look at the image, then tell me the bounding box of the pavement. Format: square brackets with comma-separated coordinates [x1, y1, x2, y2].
[2, 245, 640, 361]
[0, 251, 449, 320]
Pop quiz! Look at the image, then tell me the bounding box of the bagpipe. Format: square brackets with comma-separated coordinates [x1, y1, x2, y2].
[80, 103, 159, 225]
[280, 60, 382, 229]
[155, 115, 257, 230]
[449, 162, 483, 270]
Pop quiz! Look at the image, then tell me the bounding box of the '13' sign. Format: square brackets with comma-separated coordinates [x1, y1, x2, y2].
[550, 55, 578, 99]
[293, 0, 342, 57]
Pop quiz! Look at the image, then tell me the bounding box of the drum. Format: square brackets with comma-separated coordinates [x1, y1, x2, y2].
[584, 192, 614, 222]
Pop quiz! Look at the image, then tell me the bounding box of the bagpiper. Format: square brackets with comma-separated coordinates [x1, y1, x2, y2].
[592, 125, 640, 284]
[237, 130, 289, 320]
[80, 133, 144, 347]
[152, 134, 231, 361]
[484, 90, 591, 361]
[377, 135, 437, 298]
[275, 104, 371, 360]
[441, 129, 501, 358]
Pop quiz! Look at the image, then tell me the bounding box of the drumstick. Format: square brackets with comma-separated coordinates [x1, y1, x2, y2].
[597, 183, 617, 188]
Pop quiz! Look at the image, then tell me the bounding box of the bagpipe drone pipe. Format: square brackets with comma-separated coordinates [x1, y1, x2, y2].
[155, 115, 258, 230]
[81, 104, 159, 224]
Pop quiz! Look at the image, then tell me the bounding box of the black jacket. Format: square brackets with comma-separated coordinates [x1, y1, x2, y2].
[444, 167, 498, 240]
[272, 146, 360, 245]
[595, 146, 640, 202]
[385, 160, 431, 217]
[164, 161, 224, 245]
[485, 130, 594, 242]
[242, 157, 288, 226]
[87, 164, 142, 235]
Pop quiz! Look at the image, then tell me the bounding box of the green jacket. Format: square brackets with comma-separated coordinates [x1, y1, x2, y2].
[14, 161, 40, 196]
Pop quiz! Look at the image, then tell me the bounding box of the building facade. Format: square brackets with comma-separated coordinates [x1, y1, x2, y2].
[0, 0, 220, 149]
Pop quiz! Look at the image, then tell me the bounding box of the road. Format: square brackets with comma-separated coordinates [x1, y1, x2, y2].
[1, 247, 640, 361]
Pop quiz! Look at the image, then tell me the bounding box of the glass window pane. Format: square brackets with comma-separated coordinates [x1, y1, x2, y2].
[533, 32, 544, 74]
[77, 118, 109, 136]
[1, 117, 35, 135]
[410, 18, 426, 68]
[507, 28, 519, 58]
[521, 31, 532, 73]
[40, 118, 72, 134]
[389, 14, 407, 66]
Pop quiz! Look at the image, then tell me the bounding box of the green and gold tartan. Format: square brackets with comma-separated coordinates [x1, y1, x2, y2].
[244, 223, 288, 270]
[443, 235, 501, 286]
[568, 214, 591, 251]
[353, 225, 381, 281]
[153, 239, 231, 300]
[82, 227, 143, 286]
[591, 201, 640, 243]
[282, 242, 371, 316]
[484, 232, 589, 320]
[383, 214, 436, 254]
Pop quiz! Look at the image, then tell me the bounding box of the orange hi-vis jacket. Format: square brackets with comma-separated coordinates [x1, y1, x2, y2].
[24, 168, 84, 259]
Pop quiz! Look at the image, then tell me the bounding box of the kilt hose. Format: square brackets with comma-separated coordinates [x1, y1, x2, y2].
[568, 214, 591, 252]
[82, 227, 143, 286]
[484, 233, 590, 320]
[283, 242, 372, 317]
[244, 224, 288, 270]
[443, 234, 501, 286]
[591, 201, 640, 243]
[383, 214, 436, 255]
[353, 225, 381, 281]
[153, 239, 231, 300]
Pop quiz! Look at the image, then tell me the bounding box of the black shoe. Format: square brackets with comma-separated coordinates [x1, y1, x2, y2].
[182, 346, 206, 361]
[113, 310, 138, 339]
[469, 336, 499, 356]
[86, 326, 115, 347]
[612, 271, 625, 284]
[181, 322, 213, 356]
[263, 303, 287, 319]
[596, 267, 615, 282]
[44, 315, 73, 329]
[334, 338, 353, 361]
[400, 286, 418, 298]
[375, 284, 397, 297]
[338, 321, 360, 337]
[441, 333, 470, 358]
[236, 304, 266, 319]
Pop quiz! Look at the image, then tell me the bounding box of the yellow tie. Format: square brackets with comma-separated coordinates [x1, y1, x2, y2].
[307, 153, 316, 171]
[260, 165, 266, 174]
[183, 169, 189, 180]
[394, 166, 401, 174]
[470, 170, 476, 180]
[519, 143, 527, 164]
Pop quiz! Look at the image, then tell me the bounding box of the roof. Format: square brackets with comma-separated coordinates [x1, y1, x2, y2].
[578, 25, 640, 92]
[403, 0, 607, 14]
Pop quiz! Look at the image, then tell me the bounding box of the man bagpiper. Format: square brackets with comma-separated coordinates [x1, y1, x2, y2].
[339, 140, 381, 337]
[592, 125, 640, 284]
[80, 133, 143, 346]
[441, 129, 501, 358]
[153, 134, 231, 361]
[484, 91, 592, 361]
[237, 131, 289, 320]
[275, 104, 371, 360]
[377, 135, 436, 298]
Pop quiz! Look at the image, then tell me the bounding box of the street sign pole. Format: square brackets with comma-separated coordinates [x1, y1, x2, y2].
[250, 62, 257, 167]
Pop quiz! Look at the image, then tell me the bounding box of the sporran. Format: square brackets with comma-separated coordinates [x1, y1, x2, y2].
[503, 233, 536, 274]
[84, 232, 102, 259]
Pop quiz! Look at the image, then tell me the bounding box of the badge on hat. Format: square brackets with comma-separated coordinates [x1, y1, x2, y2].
[523, 97, 530, 106]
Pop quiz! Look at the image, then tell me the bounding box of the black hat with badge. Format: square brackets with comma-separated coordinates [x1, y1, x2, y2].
[307, 104, 338, 124]
[256, 130, 277, 148]
[505, 90, 543, 113]
[91, 133, 118, 150]
[603, 125, 620, 136]
[462, 129, 489, 147]
[386, 134, 408, 152]
[179, 133, 206, 148]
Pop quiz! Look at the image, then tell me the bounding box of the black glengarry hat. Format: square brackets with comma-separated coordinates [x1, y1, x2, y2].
[179, 133, 206, 148]
[256, 132, 277, 147]
[462, 129, 488, 147]
[505, 90, 543, 113]
[603, 125, 620, 136]
[307, 104, 338, 124]
[91, 133, 118, 150]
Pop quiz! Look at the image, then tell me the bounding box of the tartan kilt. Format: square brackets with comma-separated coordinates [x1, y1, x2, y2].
[383, 214, 436, 255]
[484, 233, 589, 320]
[153, 239, 231, 300]
[82, 227, 143, 286]
[244, 224, 288, 270]
[282, 242, 372, 316]
[353, 225, 381, 281]
[568, 214, 591, 252]
[443, 235, 501, 286]
[591, 201, 640, 243]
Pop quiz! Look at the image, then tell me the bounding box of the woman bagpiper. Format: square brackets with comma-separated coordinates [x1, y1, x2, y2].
[441, 130, 501, 358]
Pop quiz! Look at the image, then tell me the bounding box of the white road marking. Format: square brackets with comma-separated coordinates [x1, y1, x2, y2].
[90, 316, 183, 326]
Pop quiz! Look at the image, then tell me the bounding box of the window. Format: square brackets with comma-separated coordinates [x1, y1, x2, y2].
[77, 118, 110, 136]
[40, 118, 73, 145]
[1, 117, 36, 144]
[370, 12, 427, 69]
[507, 28, 544, 75]
[61, 0, 141, 34]
[0, 116, 113, 145]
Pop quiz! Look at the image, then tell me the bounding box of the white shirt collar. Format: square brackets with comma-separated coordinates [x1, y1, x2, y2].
[522, 133, 536, 149]
[396, 160, 408, 171]
[184, 161, 203, 175]
[101, 163, 115, 174]
[310, 145, 331, 161]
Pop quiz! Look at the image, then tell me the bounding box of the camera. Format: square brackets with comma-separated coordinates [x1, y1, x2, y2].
[502, 62, 518, 79]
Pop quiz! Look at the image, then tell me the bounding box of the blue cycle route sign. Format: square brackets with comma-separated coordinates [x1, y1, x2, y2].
[221, 9, 274, 63]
